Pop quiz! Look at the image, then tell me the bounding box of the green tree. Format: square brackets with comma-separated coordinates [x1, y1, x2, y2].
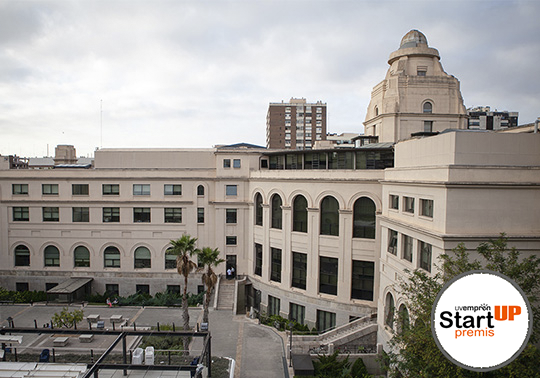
[314, 350, 351, 378]
[169, 234, 200, 349]
[198, 246, 225, 324]
[51, 307, 84, 329]
[385, 235, 540, 377]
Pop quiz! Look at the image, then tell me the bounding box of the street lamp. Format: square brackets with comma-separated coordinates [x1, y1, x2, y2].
[289, 322, 293, 367]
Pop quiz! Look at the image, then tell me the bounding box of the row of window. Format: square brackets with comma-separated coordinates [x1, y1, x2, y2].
[13, 183, 192, 196]
[13, 241, 237, 269]
[223, 159, 241, 168]
[266, 150, 394, 170]
[387, 229, 432, 272]
[268, 296, 339, 332]
[254, 243, 374, 301]
[255, 193, 376, 238]
[374, 100, 432, 117]
[389, 194, 433, 218]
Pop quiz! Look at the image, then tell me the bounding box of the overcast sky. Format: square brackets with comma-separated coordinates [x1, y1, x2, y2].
[1, 0, 539, 158]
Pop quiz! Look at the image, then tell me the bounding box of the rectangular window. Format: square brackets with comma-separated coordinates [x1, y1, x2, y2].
[16, 282, 29, 292]
[164, 208, 182, 223]
[402, 235, 413, 262]
[319, 256, 338, 295]
[197, 208, 205, 223]
[254, 243, 262, 276]
[223, 159, 231, 168]
[134, 208, 151, 223]
[226, 236, 237, 245]
[43, 207, 59, 222]
[72, 184, 89, 195]
[226, 185, 238, 196]
[103, 184, 119, 195]
[105, 284, 119, 296]
[133, 184, 150, 196]
[136, 285, 150, 295]
[424, 121, 433, 133]
[388, 229, 398, 255]
[417, 69, 427, 76]
[316, 310, 336, 332]
[45, 283, 58, 291]
[233, 159, 241, 168]
[12, 184, 28, 195]
[167, 285, 180, 294]
[13, 207, 29, 221]
[289, 303, 305, 325]
[270, 248, 282, 283]
[165, 252, 176, 270]
[42, 184, 58, 195]
[226, 209, 237, 224]
[292, 252, 307, 290]
[72, 207, 89, 222]
[268, 295, 280, 316]
[390, 194, 399, 210]
[404, 196, 415, 213]
[103, 207, 120, 223]
[351, 260, 375, 301]
[420, 199, 434, 218]
[164, 184, 182, 196]
[420, 241, 432, 272]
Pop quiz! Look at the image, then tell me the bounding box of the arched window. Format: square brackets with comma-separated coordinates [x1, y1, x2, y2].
[375, 106, 379, 116]
[134, 246, 151, 269]
[14, 245, 30, 266]
[74, 246, 90, 267]
[197, 185, 205, 196]
[398, 304, 410, 332]
[320, 196, 339, 236]
[423, 101, 432, 113]
[293, 195, 308, 233]
[44, 245, 60, 267]
[255, 193, 263, 226]
[385, 292, 395, 328]
[104, 246, 121, 268]
[353, 197, 376, 239]
[165, 248, 176, 270]
[271, 194, 282, 229]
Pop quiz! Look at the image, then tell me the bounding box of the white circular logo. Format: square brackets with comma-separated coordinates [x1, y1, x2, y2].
[431, 270, 532, 371]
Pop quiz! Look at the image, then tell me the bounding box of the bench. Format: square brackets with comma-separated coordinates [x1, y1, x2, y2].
[79, 334, 94, 343]
[53, 337, 69, 347]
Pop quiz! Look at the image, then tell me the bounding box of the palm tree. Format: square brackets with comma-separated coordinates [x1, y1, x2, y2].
[198, 247, 225, 324]
[169, 234, 199, 349]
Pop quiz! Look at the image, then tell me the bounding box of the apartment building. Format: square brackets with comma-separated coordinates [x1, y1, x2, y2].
[467, 106, 519, 130]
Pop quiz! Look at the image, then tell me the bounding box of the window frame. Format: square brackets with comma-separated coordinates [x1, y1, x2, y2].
[319, 256, 338, 295]
[351, 260, 375, 301]
[12, 184, 29, 195]
[223, 159, 231, 168]
[103, 207, 120, 223]
[133, 207, 151, 223]
[271, 194, 283, 229]
[134, 246, 151, 269]
[254, 243, 262, 276]
[226, 236, 237, 245]
[164, 184, 182, 196]
[402, 234, 413, 262]
[104, 246, 121, 268]
[42, 207, 59, 222]
[255, 193, 263, 226]
[403, 196, 415, 214]
[13, 207, 29, 222]
[419, 241, 432, 272]
[352, 197, 376, 239]
[225, 185, 238, 196]
[102, 184, 119, 195]
[233, 159, 241, 168]
[292, 195, 308, 233]
[164, 208, 182, 223]
[270, 248, 282, 283]
[320, 196, 339, 236]
[225, 209, 237, 224]
[72, 184, 89, 196]
[74, 246, 90, 267]
[14, 245, 30, 267]
[44, 245, 60, 267]
[133, 184, 150, 196]
[197, 207, 205, 223]
[420, 199, 434, 218]
[388, 229, 398, 255]
[389, 194, 399, 210]
[42, 184, 58, 195]
[292, 252, 307, 290]
[72, 207, 90, 222]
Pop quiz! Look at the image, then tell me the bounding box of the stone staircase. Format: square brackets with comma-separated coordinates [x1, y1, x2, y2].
[216, 278, 235, 310]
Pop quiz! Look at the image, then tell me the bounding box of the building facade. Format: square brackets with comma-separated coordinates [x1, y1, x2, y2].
[467, 106, 519, 130]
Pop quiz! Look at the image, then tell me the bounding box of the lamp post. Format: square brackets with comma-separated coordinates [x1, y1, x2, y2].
[289, 322, 293, 368]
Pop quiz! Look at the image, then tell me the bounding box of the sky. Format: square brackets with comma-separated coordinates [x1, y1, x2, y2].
[1, 0, 539, 158]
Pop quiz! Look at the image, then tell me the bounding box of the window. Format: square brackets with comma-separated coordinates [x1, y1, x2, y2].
[165, 248, 176, 269]
[320, 196, 339, 236]
[420, 199, 433, 218]
[398, 304, 410, 332]
[226, 236, 237, 245]
[44, 245, 60, 267]
[105, 284, 119, 296]
[388, 229, 398, 255]
[14, 245, 30, 266]
[167, 285, 180, 294]
[403, 197, 415, 213]
[317, 310, 336, 332]
[72, 184, 89, 195]
[134, 208, 151, 223]
[385, 292, 395, 328]
[74, 246, 90, 267]
[290, 303, 305, 325]
[103, 207, 120, 222]
[16, 282, 29, 292]
[255, 193, 263, 226]
[197, 208, 205, 223]
[352, 260, 375, 301]
[268, 295, 280, 316]
[165, 208, 182, 223]
[43, 207, 59, 222]
[270, 248, 282, 283]
[45, 283, 58, 291]
[254, 243, 262, 276]
[353, 197, 376, 239]
[12, 184, 28, 195]
[164, 184, 182, 196]
[197, 185, 205, 196]
[319, 256, 338, 295]
[42, 184, 58, 195]
[104, 246, 121, 268]
[233, 159, 241, 168]
[13, 207, 29, 221]
[423, 102, 432, 113]
[375, 106, 379, 116]
[73, 207, 89, 222]
[402, 235, 413, 262]
[226, 209, 237, 224]
[271, 194, 282, 229]
[223, 159, 231, 168]
[133, 184, 150, 196]
[103, 184, 119, 195]
[292, 252, 307, 290]
[424, 121, 433, 133]
[417, 67, 427, 76]
[419, 241, 432, 272]
[226, 185, 237, 196]
[134, 246, 151, 269]
[292, 195, 308, 232]
[390, 195, 399, 210]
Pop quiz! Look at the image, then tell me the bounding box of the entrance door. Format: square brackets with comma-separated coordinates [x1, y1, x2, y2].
[226, 255, 237, 278]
